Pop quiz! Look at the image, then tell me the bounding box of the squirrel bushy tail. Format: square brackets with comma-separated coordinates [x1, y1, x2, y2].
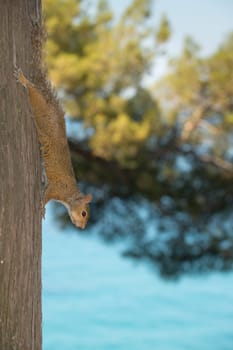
[30, 18, 46, 87]
[30, 19, 63, 114]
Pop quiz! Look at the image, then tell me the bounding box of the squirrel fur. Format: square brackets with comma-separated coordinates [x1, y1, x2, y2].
[14, 21, 92, 229]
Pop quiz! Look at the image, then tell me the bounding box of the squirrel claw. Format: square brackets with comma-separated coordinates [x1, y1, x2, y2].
[40, 196, 46, 219]
[13, 65, 21, 81]
[41, 204, 46, 219]
[30, 15, 40, 28]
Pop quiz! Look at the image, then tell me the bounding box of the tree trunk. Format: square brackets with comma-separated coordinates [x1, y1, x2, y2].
[0, 1, 42, 349]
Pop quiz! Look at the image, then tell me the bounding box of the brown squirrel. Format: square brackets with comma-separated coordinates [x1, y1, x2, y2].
[14, 68, 92, 229]
[13, 21, 92, 229]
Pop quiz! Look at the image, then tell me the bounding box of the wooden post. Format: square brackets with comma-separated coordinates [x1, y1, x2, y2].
[0, 1, 42, 349]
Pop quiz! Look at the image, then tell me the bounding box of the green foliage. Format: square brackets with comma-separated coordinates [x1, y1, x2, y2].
[156, 14, 171, 44]
[156, 33, 233, 158]
[43, 0, 164, 165]
[207, 33, 233, 111]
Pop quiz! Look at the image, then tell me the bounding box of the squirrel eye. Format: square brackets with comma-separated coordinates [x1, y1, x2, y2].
[81, 210, 87, 217]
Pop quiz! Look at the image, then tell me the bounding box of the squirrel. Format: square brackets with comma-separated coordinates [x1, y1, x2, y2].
[14, 22, 92, 229]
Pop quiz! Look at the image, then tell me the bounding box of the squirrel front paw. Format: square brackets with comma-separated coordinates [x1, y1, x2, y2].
[13, 66, 28, 87]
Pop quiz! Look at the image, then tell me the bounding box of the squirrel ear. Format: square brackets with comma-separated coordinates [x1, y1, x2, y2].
[83, 193, 92, 204]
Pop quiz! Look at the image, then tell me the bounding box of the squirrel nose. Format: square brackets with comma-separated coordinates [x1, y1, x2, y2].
[77, 221, 85, 229]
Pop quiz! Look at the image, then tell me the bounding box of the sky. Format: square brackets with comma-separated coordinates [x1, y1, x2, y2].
[110, 0, 233, 55]
[157, 0, 232, 55]
[108, 0, 233, 80]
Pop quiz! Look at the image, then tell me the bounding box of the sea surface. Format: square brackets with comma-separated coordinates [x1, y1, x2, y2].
[43, 206, 233, 350]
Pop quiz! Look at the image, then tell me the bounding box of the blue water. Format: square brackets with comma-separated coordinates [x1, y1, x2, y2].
[43, 206, 233, 350]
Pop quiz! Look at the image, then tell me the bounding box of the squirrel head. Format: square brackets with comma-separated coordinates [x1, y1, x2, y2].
[68, 193, 92, 229]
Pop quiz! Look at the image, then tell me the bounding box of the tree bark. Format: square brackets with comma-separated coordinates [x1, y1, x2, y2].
[0, 1, 42, 349]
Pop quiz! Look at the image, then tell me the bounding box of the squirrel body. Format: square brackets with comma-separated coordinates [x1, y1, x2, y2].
[15, 69, 92, 229]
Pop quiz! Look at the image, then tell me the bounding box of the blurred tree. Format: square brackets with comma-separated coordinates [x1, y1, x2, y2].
[43, 0, 233, 277]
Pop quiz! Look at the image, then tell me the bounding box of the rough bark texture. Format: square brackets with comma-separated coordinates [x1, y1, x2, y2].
[0, 1, 42, 349]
